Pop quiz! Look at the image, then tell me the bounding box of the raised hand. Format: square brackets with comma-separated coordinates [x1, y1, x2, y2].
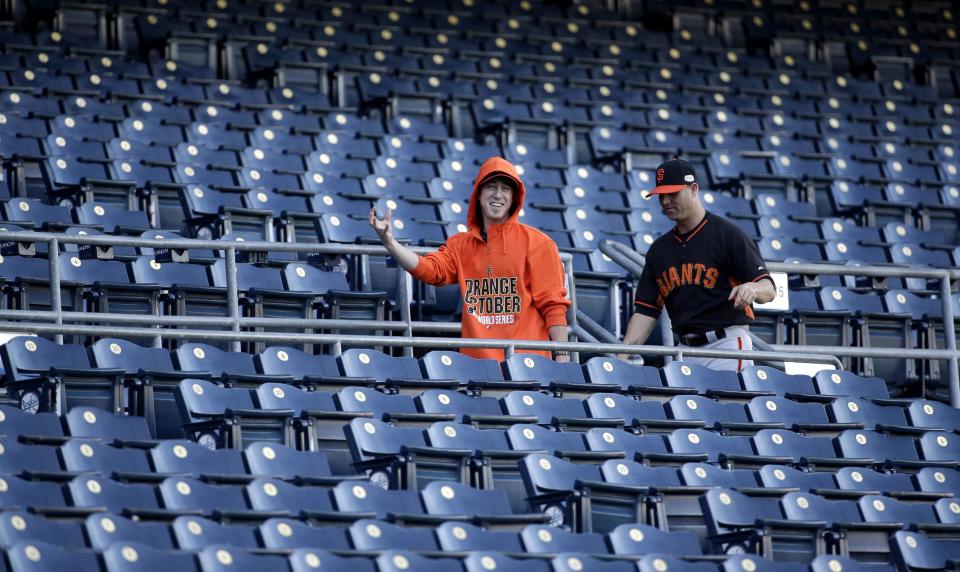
[368, 207, 393, 244]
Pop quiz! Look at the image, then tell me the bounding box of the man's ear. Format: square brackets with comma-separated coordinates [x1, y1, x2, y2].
[689, 182, 699, 197]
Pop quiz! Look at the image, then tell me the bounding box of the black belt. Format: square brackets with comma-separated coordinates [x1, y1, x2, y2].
[675, 328, 728, 347]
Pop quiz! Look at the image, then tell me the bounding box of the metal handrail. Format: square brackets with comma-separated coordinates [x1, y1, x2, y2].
[0, 321, 845, 368]
[0, 230, 957, 405]
[600, 239, 959, 407]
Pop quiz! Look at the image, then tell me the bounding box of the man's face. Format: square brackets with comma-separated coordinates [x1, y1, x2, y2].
[478, 178, 514, 224]
[658, 184, 697, 221]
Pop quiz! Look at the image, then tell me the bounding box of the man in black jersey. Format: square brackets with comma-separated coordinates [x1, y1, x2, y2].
[622, 159, 776, 371]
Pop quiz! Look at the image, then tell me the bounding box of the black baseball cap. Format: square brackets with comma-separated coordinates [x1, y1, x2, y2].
[645, 159, 698, 198]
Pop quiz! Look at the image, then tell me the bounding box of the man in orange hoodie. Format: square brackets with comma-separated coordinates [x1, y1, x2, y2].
[368, 156, 571, 362]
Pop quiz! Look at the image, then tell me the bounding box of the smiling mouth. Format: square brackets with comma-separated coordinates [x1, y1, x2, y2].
[489, 202, 505, 208]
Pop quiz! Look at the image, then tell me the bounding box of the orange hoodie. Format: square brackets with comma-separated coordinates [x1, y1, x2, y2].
[411, 157, 571, 360]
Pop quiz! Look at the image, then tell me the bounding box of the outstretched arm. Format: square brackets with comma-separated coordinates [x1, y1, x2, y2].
[368, 208, 420, 271]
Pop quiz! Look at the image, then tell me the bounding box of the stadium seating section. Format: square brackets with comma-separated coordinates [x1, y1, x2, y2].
[0, 0, 958, 569]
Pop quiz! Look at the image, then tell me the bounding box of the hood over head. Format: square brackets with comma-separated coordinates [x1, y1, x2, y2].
[468, 156, 526, 234]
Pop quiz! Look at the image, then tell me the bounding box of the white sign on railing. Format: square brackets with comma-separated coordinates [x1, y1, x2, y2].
[754, 272, 789, 311]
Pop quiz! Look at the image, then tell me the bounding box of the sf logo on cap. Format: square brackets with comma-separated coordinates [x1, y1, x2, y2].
[656, 168, 665, 183]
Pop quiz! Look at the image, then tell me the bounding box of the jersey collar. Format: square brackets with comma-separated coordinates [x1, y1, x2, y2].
[673, 211, 710, 243]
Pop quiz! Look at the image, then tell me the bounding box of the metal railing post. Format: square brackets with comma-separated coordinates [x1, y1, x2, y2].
[48, 237, 62, 344]
[660, 311, 674, 364]
[563, 254, 578, 361]
[398, 262, 413, 358]
[940, 273, 959, 407]
[225, 245, 241, 353]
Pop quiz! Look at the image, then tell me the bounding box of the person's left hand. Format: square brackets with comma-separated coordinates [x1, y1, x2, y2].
[554, 353, 571, 363]
[729, 282, 757, 309]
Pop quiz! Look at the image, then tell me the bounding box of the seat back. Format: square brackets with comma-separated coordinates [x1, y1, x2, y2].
[255, 383, 336, 416]
[349, 519, 439, 551]
[607, 523, 702, 557]
[289, 548, 377, 572]
[160, 477, 248, 513]
[339, 348, 423, 381]
[244, 441, 332, 480]
[503, 354, 585, 384]
[421, 481, 514, 517]
[102, 542, 200, 572]
[7, 541, 101, 572]
[68, 475, 159, 513]
[332, 481, 424, 518]
[246, 478, 334, 513]
[436, 521, 523, 552]
[61, 439, 151, 474]
[345, 418, 427, 459]
[520, 453, 601, 494]
[702, 488, 781, 535]
[65, 407, 152, 440]
[85, 512, 175, 550]
[176, 379, 256, 419]
[0, 511, 86, 549]
[175, 343, 258, 377]
[150, 440, 246, 476]
[255, 347, 341, 379]
[1, 336, 90, 381]
[259, 518, 351, 550]
[582, 358, 663, 389]
[89, 338, 175, 374]
[420, 350, 504, 383]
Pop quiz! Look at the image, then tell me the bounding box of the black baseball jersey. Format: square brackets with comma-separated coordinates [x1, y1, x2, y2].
[633, 211, 774, 336]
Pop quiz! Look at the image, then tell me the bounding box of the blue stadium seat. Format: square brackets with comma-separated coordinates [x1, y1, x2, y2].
[607, 523, 702, 557]
[463, 552, 551, 572]
[258, 517, 350, 550]
[7, 541, 100, 572]
[171, 516, 258, 551]
[661, 362, 761, 401]
[421, 480, 547, 527]
[552, 553, 634, 572]
[197, 546, 289, 572]
[348, 518, 438, 551]
[702, 487, 823, 561]
[103, 542, 200, 572]
[519, 453, 653, 533]
[0, 336, 126, 414]
[247, 477, 336, 516]
[436, 521, 524, 552]
[68, 474, 161, 514]
[344, 417, 469, 489]
[151, 439, 246, 479]
[84, 512, 175, 550]
[64, 406, 152, 441]
[289, 549, 375, 572]
[331, 480, 429, 523]
[0, 405, 64, 441]
[415, 389, 506, 424]
[0, 511, 86, 549]
[520, 524, 608, 554]
[667, 395, 779, 434]
[60, 438, 152, 476]
[174, 379, 296, 449]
